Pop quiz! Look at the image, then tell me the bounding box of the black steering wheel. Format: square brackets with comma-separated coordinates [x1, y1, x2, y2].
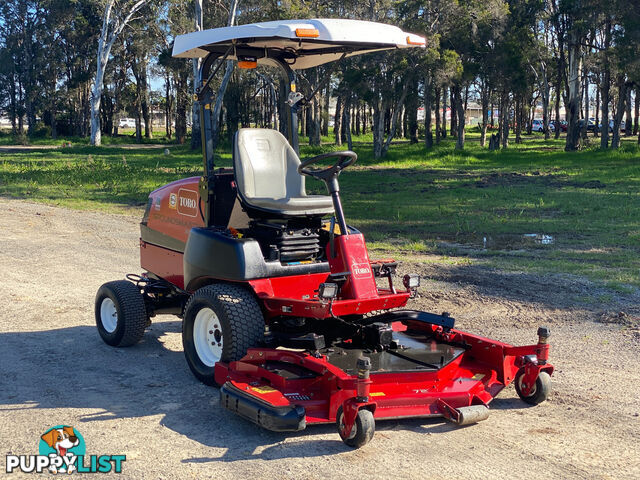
[298, 151, 357, 182]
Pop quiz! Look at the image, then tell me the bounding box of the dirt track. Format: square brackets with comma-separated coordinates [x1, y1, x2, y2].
[1, 198, 639, 479]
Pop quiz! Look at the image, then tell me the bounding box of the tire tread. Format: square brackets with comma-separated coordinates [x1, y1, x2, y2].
[96, 280, 148, 347]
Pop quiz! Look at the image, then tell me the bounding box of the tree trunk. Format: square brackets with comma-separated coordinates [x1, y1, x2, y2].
[594, 78, 600, 137]
[597, 19, 610, 148]
[90, 57, 106, 145]
[141, 60, 152, 139]
[406, 78, 418, 143]
[90, 0, 149, 146]
[334, 95, 343, 146]
[381, 77, 412, 156]
[343, 97, 352, 150]
[424, 75, 433, 148]
[634, 87, 639, 135]
[515, 97, 522, 144]
[450, 87, 457, 138]
[435, 86, 441, 144]
[565, 29, 582, 151]
[625, 88, 632, 136]
[309, 71, 321, 146]
[454, 85, 465, 150]
[165, 73, 172, 139]
[541, 67, 550, 140]
[500, 91, 509, 149]
[480, 82, 489, 147]
[175, 70, 188, 144]
[611, 76, 627, 149]
[372, 101, 384, 159]
[580, 68, 589, 140]
[441, 87, 447, 138]
[362, 106, 368, 135]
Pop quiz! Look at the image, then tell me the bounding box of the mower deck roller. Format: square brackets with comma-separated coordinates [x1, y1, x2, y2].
[95, 18, 554, 448]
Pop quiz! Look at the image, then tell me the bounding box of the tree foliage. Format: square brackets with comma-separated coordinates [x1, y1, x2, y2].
[0, 0, 639, 152]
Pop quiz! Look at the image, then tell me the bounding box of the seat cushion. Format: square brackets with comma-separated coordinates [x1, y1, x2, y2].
[248, 195, 334, 216]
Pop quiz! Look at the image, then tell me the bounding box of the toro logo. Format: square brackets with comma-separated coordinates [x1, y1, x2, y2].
[352, 263, 372, 279]
[177, 188, 198, 217]
[5, 425, 126, 474]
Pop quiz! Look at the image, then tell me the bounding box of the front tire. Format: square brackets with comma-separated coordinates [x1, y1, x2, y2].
[95, 280, 149, 347]
[336, 406, 375, 448]
[515, 370, 551, 405]
[182, 284, 265, 386]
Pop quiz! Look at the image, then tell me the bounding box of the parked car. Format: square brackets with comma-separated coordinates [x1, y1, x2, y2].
[608, 119, 625, 132]
[531, 119, 554, 132]
[118, 118, 136, 129]
[551, 120, 567, 132]
[578, 118, 596, 132]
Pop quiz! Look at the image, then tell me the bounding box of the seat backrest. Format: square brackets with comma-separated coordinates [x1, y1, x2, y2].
[233, 128, 305, 201]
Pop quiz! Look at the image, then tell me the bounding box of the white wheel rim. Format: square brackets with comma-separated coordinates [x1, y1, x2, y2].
[193, 308, 223, 367]
[100, 297, 118, 333]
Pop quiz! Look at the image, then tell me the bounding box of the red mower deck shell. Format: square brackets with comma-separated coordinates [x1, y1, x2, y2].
[215, 324, 553, 428]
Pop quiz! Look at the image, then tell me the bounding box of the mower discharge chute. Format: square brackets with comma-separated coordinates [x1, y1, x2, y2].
[94, 19, 554, 448]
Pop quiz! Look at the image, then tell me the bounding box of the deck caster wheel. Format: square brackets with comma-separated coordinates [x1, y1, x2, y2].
[95, 280, 149, 347]
[336, 406, 375, 448]
[515, 370, 551, 405]
[182, 284, 265, 386]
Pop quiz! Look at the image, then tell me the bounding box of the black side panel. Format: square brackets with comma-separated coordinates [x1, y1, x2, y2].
[183, 227, 330, 289]
[212, 172, 237, 227]
[140, 223, 186, 253]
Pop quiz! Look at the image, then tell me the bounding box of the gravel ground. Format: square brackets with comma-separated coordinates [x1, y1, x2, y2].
[1, 198, 639, 479]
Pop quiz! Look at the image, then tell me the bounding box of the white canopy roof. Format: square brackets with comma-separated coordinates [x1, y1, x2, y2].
[172, 18, 425, 70]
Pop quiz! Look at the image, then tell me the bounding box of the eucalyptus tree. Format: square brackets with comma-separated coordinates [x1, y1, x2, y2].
[90, 0, 151, 146]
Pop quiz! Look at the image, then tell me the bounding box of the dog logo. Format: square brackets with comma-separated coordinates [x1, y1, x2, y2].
[6, 425, 125, 474]
[39, 425, 85, 474]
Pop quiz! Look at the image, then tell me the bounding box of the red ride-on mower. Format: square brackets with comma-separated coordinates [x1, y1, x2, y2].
[95, 19, 554, 448]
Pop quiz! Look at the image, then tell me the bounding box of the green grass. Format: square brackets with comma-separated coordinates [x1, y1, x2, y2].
[1, 130, 640, 288]
[0, 128, 175, 146]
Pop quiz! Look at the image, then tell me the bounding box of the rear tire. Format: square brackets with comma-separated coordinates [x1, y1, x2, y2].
[336, 406, 375, 448]
[182, 284, 265, 386]
[95, 280, 148, 347]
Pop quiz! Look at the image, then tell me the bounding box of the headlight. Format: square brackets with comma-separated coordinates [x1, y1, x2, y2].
[318, 282, 339, 300]
[403, 274, 420, 289]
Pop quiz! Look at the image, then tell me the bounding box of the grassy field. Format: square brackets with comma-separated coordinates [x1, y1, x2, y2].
[1, 129, 639, 290]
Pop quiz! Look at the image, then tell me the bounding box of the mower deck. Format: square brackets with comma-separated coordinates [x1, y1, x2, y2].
[216, 320, 553, 434]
